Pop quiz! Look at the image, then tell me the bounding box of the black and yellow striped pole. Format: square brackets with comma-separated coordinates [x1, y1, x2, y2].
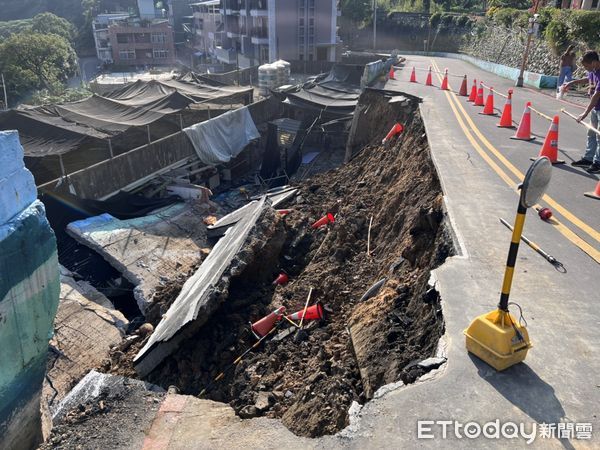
[464, 157, 552, 371]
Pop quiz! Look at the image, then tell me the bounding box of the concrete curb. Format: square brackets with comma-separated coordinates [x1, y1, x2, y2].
[399, 50, 558, 89]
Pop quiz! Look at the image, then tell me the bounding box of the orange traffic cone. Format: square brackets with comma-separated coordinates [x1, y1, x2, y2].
[511, 102, 535, 141]
[251, 306, 286, 338]
[272, 271, 289, 285]
[409, 67, 417, 83]
[497, 89, 514, 128]
[440, 69, 449, 90]
[311, 213, 335, 229]
[584, 180, 600, 200]
[459, 75, 468, 96]
[474, 83, 484, 106]
[382, 123, 404, 143]
[389, 65, 395, 80]
[468, 79, 477, 102]
[480, 87, 496, 115]
[532, 115, 564, 164]
[426, 67, 433, 86]
[287, 303, 324, 322]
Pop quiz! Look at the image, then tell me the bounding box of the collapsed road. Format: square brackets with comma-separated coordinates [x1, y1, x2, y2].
[97, 88, 455, 438]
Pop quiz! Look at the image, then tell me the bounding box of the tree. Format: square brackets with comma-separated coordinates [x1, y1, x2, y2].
[30, 12, 76, 42]
[341, 0, 374, 24]
[0, 33, 77, 102]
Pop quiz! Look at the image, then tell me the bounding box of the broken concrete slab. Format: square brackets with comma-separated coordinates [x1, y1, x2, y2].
[43, 274, 128, 416]
[43, 371, 164, 449]
[66, 202, 209, 314]
[134, 197, 272, 377]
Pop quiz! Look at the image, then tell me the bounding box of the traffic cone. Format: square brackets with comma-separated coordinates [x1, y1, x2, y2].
[286, 303, 324, 322]
[251, 306, 286, 338]
[440, 69, 449, 90]
[531, 115, 564, 164]
[511, 102, 535, 141]
[425, 67, 433, 86]
[389, 65, 395, 80]
[497, 90, 514, 128]
[468, 79, 477, 102]
[480, 87, 497, 115]
[382, 123, 404, 143]
[272, 271, 289, 285]
[409, 67, 417, 83]
[311, 213, 335, 229]
[474, 83, 484, 106]
[584, 180, 600, 200]
[459, 75, 468, 96]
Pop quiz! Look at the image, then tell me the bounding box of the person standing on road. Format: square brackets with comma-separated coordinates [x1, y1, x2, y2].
[557, 45, 577, 92]
[564, 50, 600, 174]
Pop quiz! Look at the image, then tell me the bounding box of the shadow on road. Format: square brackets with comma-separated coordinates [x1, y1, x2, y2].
[469, 354, 575, 449]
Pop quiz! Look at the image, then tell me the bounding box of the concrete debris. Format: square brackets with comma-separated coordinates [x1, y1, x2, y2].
[43, 274, 128, 415]
[239, 405, 259, 419]
[417, 357, 447, 370]
[51, 370, 164, 423]
[66, 202, 209, 314]
[134, 197, 277, 377]
[254, 392, 274, 412]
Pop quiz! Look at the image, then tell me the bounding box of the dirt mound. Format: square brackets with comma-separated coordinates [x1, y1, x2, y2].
[100, 90, 454, 438]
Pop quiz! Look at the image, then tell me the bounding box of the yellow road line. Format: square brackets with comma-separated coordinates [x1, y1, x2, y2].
[430, 59, 600, 246]
[428, 59, 600, 264]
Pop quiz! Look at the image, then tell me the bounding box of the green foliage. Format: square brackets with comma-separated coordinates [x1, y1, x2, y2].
[30, 12, 75, 42]
[0, 33, 77, 103]
[0, 18, 32, 38]
[28, 87, 92, 106]
[487, 0, 530, 8]
[569, 11, 600, 48]
[341, 0, 373, 23]
[430, 12, 442, 27]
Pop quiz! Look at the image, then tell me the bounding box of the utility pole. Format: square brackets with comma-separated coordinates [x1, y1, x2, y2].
[1, 74, 7, 110]
[373, 0, 377, 50]
[516, 0, 540, 87]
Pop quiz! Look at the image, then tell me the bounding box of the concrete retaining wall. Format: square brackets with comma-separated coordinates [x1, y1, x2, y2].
[399, 50, 558, 89]
[0, 131, 60, 450]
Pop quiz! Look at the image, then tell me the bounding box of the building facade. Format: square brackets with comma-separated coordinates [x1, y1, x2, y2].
[108, 19, 176, 66]
[93, 13, 133, 63]
[190, 0, 224, 58]
[215, 0, 340, 68]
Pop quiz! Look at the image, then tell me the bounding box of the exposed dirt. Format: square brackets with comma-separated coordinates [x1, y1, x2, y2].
[98, 90, 454, 439]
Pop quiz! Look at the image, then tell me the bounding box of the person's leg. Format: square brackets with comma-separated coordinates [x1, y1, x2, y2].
[557, 67, 567, 91]
[565, 66, 573, 83]
[593, 110, 600, 165]
[583, 110, 599, 164]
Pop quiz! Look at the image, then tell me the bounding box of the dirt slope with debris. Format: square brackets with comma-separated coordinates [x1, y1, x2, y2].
[100, 90, 453, 439]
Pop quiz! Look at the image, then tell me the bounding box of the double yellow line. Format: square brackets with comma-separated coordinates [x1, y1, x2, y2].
[429, 59, 600, 264]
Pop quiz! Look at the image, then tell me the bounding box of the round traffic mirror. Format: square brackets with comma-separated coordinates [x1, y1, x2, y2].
[520, 157, 552, 209]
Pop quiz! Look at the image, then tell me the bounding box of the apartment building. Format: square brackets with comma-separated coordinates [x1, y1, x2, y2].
[190, 0, 223, 58]
[215, 0, 340, 68]
[93, 13, 132, 63]
[108, 19, 176, 66]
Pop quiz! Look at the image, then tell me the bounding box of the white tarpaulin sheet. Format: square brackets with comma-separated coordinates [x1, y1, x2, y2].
[183, 106, 260, 165]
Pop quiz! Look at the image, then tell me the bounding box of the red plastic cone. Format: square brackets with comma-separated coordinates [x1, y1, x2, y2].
[468, 79, 477, 102]
[382, 123, 404, 143]
[251, 306, 286, 338]
[409, 67, 417, 83]
[389, 65, 395, 80]
[511, 102, 535, 141]
[440, 69, 449, 90]
[480, 87, 496, 115]
[459, 75, 468, 96]
[311, 213, 335, 229]
[287, 303, 324, 322]
[584, 180, 600, 200]
[272, 272, 289, 285]
[497, 89, 514, 128]
[474, 83, 485, 106]
[426, 67, 433, 86]
[532, 116, 564, 164]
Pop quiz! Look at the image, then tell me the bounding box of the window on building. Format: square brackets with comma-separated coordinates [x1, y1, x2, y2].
[151, 32, 167, 44]
[309, 53, 313, 61]
[119, 50, 135, 60]
[299, 18, 304, 26]
[153, 49, 169, 58]
[299, 53, 304, 61]
[116, 34, 129, 44]
[309, 18, 314, 26]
